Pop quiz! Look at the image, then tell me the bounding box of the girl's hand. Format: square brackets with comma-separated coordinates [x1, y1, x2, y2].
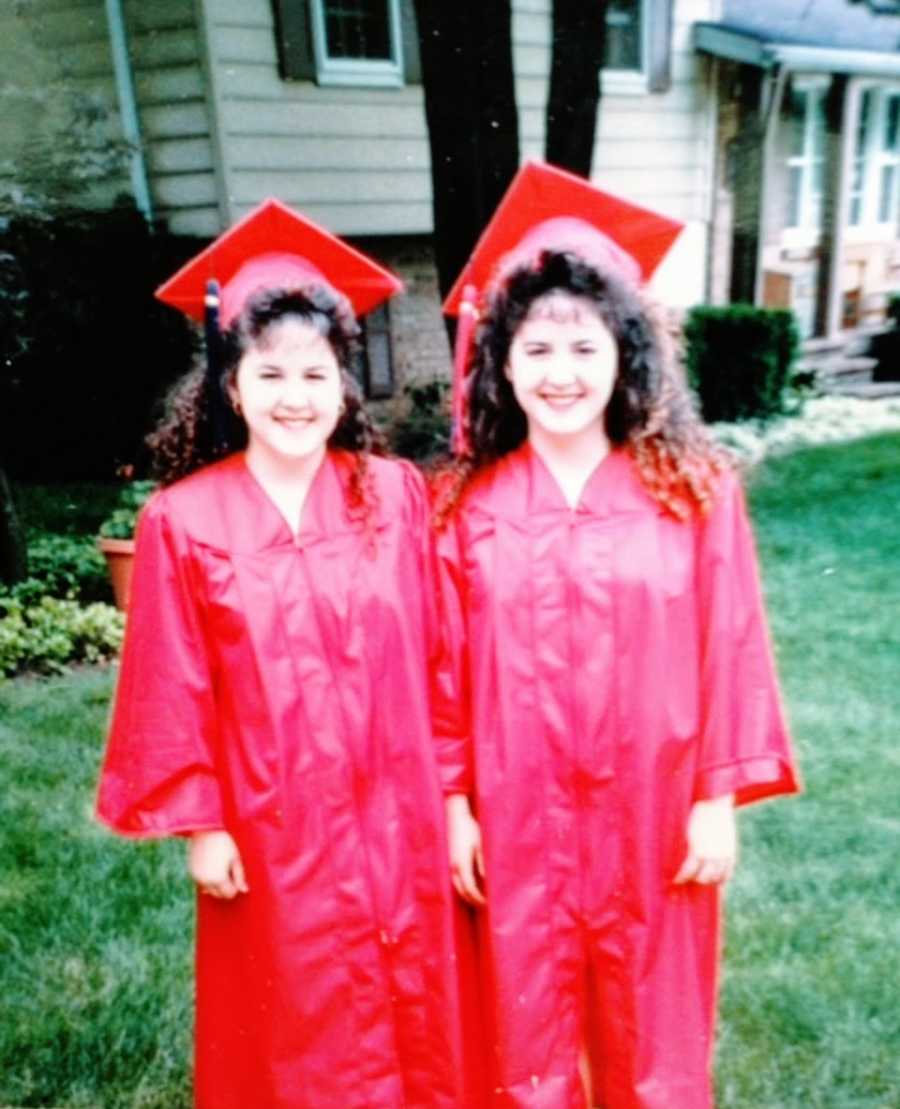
[445, 794, 486, 907]
[674, 794, 737, 886]
[188, 830, 249, 899]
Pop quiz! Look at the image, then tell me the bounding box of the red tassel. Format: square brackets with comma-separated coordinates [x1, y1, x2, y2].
[451, 284, 478, 456]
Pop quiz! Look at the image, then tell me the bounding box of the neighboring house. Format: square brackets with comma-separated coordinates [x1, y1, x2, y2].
[698, 0, 900, 339]
[0, 0, 718, 395]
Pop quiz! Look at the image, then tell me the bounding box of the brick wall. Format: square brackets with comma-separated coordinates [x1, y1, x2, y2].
[352, 234, 451, 394]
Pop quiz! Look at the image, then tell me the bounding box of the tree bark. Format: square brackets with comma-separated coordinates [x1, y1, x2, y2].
[0, 467, 27, 585]
[413, 0, 520, 312]
[545, 0, 607, 178]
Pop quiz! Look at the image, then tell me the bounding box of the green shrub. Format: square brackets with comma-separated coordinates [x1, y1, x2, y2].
[684, 306, 800, 424]
[0, 595, 123, 678]
[388, 379, 451, 462]
[98, 480, 156, 540]
[871, 294, 900, 383]
[23, 532, 109, 602]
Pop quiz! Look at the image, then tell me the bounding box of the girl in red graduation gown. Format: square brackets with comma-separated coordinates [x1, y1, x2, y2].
[96, 202, 467, 1108]
[432, 165, 800, 1109]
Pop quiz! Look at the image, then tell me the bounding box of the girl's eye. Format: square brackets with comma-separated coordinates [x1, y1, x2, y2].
[259, 370, 281, 380]
[574, 343, 597, 355]
[523, 343, 551, 357]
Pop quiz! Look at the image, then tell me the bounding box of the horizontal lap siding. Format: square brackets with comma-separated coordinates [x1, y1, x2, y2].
[123, 0, 219, 235]
[0, 0, 131, 210]
[514, 0, 718, 226]
[181, 0, 717, 262]
[204, 0, 432, 235]
[514, 0, 719, 305]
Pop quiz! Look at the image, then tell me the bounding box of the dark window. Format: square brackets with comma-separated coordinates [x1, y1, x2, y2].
[323, 0, 391, 61]
[357, 304, 395, 400]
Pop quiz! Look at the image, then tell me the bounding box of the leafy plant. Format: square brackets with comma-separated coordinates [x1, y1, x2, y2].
[388, 379, 451, 462]
[98, 481, 156, 540]
[0, 594, 123, 678]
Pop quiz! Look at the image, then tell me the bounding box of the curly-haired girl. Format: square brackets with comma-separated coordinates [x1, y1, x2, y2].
[432, 164, 800, 1109]
[97, 201, 469, 1108]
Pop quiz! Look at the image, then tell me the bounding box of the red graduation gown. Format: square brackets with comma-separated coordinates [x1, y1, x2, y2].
[97, 450, 466, 1108]
[433, 444, 799, 1109]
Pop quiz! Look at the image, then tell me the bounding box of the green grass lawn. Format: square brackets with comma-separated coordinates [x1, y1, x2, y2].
[1, 433, 899, 1107]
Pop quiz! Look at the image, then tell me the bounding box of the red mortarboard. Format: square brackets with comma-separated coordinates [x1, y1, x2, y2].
[443, 161, 684, 453]
[156, 198, 403, 327]
[444, 162, 682, 316]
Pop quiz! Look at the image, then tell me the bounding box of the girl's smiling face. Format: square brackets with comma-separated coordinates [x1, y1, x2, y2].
[230, 316, 343, 463]
[505, 290, 618, 442]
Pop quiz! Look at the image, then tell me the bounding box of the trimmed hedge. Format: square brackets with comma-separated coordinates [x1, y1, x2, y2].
[684, 305, 799, 424]
[0, 207, 204, 480]
[871, 293, 900, 383]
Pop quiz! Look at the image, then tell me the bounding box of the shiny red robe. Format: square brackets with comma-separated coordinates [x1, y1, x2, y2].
[97, 450, 467, 1108]
[433, 444, 800, 1109]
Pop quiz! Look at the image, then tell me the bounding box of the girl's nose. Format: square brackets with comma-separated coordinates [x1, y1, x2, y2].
[279, 380, 313, 409]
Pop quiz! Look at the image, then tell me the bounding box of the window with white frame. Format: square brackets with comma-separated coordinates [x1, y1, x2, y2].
[309, 0, 403, 86]
[785, 82, 827, 231]
[850, 87, 900, 227]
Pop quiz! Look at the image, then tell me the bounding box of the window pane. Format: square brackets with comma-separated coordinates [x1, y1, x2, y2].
[787, 89, 807, 157]
[856, 89, 873, 156]
[810, 90, 827, 161]
[885, 95, 900, 153]
[879, 164, 898, 222]
[324, 0, 391, 61]
[604, 0, 641, 70]
[788, 166, 803, 227]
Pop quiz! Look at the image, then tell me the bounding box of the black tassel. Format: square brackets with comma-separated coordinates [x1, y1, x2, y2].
[204, 278, 229, 453]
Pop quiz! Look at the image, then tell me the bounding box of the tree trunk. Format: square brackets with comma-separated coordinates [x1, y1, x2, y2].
[0, 467, 27, 585]
[545, 0, 607, 178]
[413, 0, 520, 314]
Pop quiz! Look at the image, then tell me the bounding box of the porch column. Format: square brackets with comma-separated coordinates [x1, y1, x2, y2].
[821, 78, 860, 337]
[753, 65, 789, 306]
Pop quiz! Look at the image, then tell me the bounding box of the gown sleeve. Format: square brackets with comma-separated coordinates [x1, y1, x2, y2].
[421, 477, 474, 797]
[693, 470, 801, 807]
[95, 491, 226, 837]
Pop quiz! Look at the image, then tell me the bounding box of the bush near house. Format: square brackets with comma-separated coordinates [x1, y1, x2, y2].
[870, 292, 900, 383]
[684, 305, 799, 423]
[0, 207, 204, 481]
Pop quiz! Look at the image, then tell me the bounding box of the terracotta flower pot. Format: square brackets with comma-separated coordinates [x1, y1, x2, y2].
[97, 537, 135, 612]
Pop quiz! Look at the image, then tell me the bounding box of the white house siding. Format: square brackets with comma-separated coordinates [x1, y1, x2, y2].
[123, 0, 219, 236]
[0, 0, 130, 210]
[513, 0, 721, 306]
[197, 0, 431, 235]
[200, 0, 718, 306]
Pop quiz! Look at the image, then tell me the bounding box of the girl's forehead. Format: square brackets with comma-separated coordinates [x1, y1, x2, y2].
[521, 290, 606, 327]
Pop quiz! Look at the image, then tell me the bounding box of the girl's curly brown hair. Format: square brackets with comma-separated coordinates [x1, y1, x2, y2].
[147, 285, 386, 530]
[434, 250, 727, 525]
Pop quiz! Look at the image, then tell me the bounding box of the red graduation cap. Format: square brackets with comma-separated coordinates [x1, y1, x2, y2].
[444, 161, 683, 316]
[442, 161, 683, 454]
[156, 198, 403, 327]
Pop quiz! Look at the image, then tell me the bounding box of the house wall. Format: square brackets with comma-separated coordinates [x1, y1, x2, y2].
[0, 0, 131, 210]
[0, 0, 218, 234]
[124, 0, 219, 236]
[196, 0, 719, 307]
[514, 0, 721, 307]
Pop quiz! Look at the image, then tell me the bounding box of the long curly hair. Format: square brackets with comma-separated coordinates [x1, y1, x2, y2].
[147, 285, 386, 529]
[435, 251, 726, 524]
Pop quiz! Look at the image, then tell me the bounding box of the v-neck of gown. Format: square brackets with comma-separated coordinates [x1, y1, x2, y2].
[237, 449, 343, 546]
[523, 440, 624, 516]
